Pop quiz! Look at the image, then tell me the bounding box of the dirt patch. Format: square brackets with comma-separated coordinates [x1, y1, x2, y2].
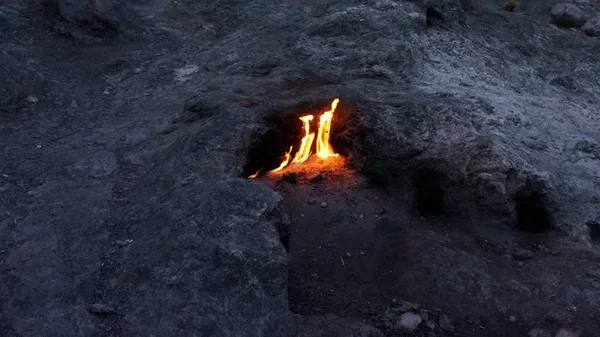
[252, 159, 599, 336]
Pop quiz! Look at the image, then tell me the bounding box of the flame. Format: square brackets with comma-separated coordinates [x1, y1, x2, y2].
[292, 115, 315, 164]
[248, 98, 340, 178]
[272, 146, 292, 172]
[248, 169, 262, 179]
[316, 98, 339, 159]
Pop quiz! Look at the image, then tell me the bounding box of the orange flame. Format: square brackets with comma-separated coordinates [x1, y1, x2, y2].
[272, 146, 292, 172]
[292, 115, 315, 164]
[316, 98, 339, 159]
[248, 169, 262, 179]
[248, 98, 340, 178]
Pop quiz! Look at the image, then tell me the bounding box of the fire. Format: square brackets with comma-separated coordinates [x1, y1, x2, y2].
[272, 146, 292, 172]
[316, 98, 339, 159]
[248, 98, 341, 178]
[292, 115, 315, 164]
[248, 169, 261, 179]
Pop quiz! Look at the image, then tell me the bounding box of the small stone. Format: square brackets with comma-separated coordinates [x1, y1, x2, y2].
[26, 95, 38, 103]
[395, 312, 422, 332]
[552, 250, 560, 256]
[310, 273, 319, 279]
[134, 67, 143, 74]
[282, 172, 297, 184]
[513, 249, 534, 260]
[88, 303, 116, 315]
[70, 101, 79, 108]
[345, 252, 352, 258]
[36, 144, 42, 149]
[360, 251, 366, 256]
[518, 261, 524, 267]
[425, 320, 436, 329]
[308, 172, 324, 183]
[320, 202, 327, 208]
[438, 313, 455, 332]
[509, 315, 516, 322]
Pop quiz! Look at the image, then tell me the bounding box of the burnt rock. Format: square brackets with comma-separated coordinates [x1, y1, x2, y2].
[551, 3, 586, 29]
[582, 16, 600, 36]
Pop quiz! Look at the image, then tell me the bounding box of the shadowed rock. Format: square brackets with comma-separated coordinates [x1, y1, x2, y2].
[551, 3, 586, 28]
[582, 16, 600, 36]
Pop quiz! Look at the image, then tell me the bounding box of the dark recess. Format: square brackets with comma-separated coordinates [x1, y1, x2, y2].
[514, 190, 552, 233]
[413, 168, 446, 216]
[587, 221, 600, 243]
[242, 118, 301, 178]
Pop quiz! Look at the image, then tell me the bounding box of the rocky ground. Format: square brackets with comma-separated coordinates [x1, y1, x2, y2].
[1, 0, 600, 336]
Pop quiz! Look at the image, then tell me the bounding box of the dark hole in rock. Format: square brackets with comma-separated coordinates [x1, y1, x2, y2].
[242, 114, 303, 178]
[242, 99, 357, 178]
[426, 7, 446, 27]
[413, 168, 446, 216]
[514, 190, 552, 233]
[587, 221, 600, 243]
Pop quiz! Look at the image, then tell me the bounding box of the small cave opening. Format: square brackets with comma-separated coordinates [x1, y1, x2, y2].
[514, 190, 553, 233]
[242, 113, 302, 178]
[587, 221, 600, 244]
[413, 168, 446, 216]
[242, 98, 358, 179]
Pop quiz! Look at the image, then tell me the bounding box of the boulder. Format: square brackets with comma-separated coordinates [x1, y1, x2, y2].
[550, 3, 586, 28]
[582, 16, 600, 36]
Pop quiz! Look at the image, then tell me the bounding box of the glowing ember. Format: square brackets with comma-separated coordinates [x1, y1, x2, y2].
[272, 146, 292, 172]
[292, 115, 315, 164]
[248, 98, 341, 178]
[316, 98, 339, 159]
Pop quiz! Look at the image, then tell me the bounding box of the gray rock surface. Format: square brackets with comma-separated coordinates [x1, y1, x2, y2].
[1, 0, 600, 336]
[551, 3, 587, 28]
[582, 16, 600, 36]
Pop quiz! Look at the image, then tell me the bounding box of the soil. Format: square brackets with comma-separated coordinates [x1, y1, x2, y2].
[257, 157, 599, 336]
